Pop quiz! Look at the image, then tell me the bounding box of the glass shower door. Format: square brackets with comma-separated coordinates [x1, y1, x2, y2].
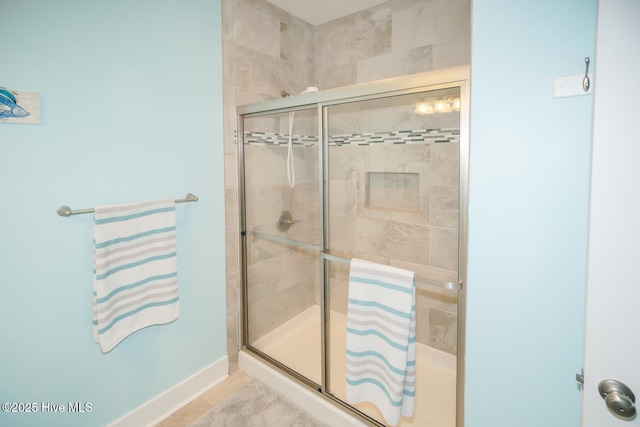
[324, 88, 462, 427]
[240, 107, 323, 386]
[237, 71, 469, 427]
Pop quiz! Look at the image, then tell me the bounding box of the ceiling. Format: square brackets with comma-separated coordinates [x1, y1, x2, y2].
[265, 0, 390, 26]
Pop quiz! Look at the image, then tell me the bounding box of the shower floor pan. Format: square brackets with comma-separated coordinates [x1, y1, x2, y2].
[241, 305, 456, 427]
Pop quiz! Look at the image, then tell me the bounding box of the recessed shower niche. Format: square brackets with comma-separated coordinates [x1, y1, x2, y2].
[365, 172, 420, 213]
[237, 67, 469, 427]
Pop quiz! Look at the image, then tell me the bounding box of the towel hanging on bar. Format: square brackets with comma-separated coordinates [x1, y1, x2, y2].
[92, 199, 180, 353]
[345, 258, 416, 426]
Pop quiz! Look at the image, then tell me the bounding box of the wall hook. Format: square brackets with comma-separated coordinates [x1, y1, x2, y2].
[583, 57, 591, 92]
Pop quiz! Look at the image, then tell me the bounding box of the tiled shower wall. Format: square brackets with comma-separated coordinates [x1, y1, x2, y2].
[315, 0, 471, 89]
[222, 0, 470, 370]
[222, 0, 316, 372]
[327, 138, 460, 355]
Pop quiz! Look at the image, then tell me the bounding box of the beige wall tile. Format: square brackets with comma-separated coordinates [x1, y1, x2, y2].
[232, 47, 251, 90]
[316, 0, 469, 89]
[245, 186, 283, 230]
[226, 312, 239, 370]
[430, 227, 458, 271]
[329, 179, 357, 216]
[434, 0, 472, 44]
[384, 221, 430, 265]
[223, 144, 237, 190]
[224, 188, 237, 231]
[246, 256, 282, 303]
[223, 85, 237, 143]
[430, 141, 460, 186]
[392, 2, 437, 51]
[232, 1, 280, 58]
[280, 19, 315, 65]
[329, 214, 357, 256]
[357, 45, 434, 84]
[226, 271, 238, 317]
[315, 11, 391, 68]
[246, 235, 289, 265]
[315, 62, 357, 90]
[431, 36, 471, 70]
[431, 185, 459, 229]
[225, 229, 238, 274]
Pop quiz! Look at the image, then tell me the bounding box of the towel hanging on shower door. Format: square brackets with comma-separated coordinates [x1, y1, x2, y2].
[92, 199, 180, 353]
[345, 258, 416, 426]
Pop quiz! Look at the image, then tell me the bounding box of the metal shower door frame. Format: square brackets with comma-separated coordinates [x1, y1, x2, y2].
[237, 66, 471, 427]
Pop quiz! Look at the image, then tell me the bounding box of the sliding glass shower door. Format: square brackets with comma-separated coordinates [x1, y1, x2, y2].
[240, 107, 323, 386]
[324, 88, 462, 427]
[238, 69, 469, 427]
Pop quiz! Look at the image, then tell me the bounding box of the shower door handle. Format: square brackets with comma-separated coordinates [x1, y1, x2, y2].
[598, 379, 636, 420]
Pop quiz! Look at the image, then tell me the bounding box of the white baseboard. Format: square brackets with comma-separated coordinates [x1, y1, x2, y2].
[238, 350, 366, 427]
[109, 356, 229, 427]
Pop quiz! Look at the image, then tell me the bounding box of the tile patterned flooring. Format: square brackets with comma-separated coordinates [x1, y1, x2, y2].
[156, 371, 252, 427]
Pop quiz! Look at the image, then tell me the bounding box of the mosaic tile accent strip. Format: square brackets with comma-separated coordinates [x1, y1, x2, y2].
[330, 129, 459, 145]
[242, 128, 459, 146]
[243, 131, 318, 146]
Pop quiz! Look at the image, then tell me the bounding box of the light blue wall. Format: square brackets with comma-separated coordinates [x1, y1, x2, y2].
[466, 1, 596, 426]
[0, 1, 225, 426]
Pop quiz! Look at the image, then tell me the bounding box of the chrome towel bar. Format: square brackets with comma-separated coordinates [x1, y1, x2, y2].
[56, 193, 198, 217]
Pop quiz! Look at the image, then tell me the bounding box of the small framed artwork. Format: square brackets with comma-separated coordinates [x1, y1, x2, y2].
[0, 87, 41, 124]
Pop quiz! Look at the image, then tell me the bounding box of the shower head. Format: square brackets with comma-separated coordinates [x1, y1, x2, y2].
[281, 87, 319, 98]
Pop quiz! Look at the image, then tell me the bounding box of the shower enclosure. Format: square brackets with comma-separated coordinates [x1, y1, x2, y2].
[237, 67, 469, 427]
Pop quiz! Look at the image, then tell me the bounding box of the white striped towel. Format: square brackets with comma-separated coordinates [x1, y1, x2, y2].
[92, 199, 179, 353]
[345, 258, 416, 427]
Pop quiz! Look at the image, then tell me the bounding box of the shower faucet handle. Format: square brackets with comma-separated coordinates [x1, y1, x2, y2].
[276, 211, 297, 232]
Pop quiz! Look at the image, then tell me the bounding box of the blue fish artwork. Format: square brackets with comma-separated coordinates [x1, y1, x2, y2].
[0, 86, 31, 119]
